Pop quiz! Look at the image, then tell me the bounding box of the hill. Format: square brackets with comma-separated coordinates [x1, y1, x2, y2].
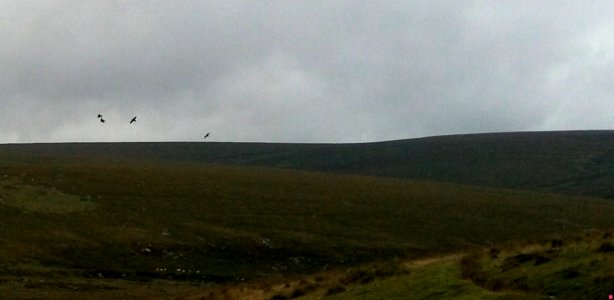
[2, 156, 614, 298]
[3, 130, 614, 298]
[2, 130, 614, 198]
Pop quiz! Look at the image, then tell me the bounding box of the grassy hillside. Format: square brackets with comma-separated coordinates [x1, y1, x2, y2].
[348, 229, 614, 300]
[273, 230, 614, 300]
[3, 131, 614, 298]
[3, 130, 614, 198]
[2, 155, 614, 298]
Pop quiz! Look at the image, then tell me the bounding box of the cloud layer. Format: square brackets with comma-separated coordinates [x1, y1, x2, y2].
[2, 1, 613, 143]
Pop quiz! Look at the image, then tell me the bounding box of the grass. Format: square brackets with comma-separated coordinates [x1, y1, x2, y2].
[469, 230, 614, 299]
[1, 179, 95, 213]
[277, 230, 614, 300]
[317, 257, 507, 300]
[2, 137, 614, 298]
[4, 130, 614, 198]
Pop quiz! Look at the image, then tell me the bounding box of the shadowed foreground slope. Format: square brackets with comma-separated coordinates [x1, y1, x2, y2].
[2, 136, 614, 298]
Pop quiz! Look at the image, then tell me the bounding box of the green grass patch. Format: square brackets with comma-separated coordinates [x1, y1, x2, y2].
[1, 181, 95, 214]
[462, 230, 614, 299]
[316, 256, 538, 300]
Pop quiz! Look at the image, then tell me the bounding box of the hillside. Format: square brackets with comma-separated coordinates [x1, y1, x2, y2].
[2, 156, 614, 298]
[2, 130, 614, 198]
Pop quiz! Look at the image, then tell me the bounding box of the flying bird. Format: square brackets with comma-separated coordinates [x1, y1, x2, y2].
[204, 133, 210, 139]
[100, 118, 105, 123]
[97, 114, 103, 118]
[130, 116, 137, 124]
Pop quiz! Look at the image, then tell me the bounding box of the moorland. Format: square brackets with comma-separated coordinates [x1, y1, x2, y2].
[1, 130, 614, 299]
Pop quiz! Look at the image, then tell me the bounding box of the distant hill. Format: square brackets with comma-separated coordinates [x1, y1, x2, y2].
[2, 130, 614, 198]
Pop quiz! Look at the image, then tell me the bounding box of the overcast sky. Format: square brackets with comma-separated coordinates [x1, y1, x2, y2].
[1, 1, 613, 143]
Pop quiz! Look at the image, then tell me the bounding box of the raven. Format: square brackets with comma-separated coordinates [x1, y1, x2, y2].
[130, 116, 137, 124]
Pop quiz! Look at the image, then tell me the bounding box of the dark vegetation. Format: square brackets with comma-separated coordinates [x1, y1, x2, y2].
[4, 130, 614, 198]
[4, 158, 612, 284]
[2, 130, 614, 298]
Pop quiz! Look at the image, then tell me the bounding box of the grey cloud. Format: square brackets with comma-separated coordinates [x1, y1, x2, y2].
[1, 1, 613, 143]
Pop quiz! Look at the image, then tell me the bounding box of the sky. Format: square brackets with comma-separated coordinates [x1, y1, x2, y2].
[1, 1, 613, 143]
